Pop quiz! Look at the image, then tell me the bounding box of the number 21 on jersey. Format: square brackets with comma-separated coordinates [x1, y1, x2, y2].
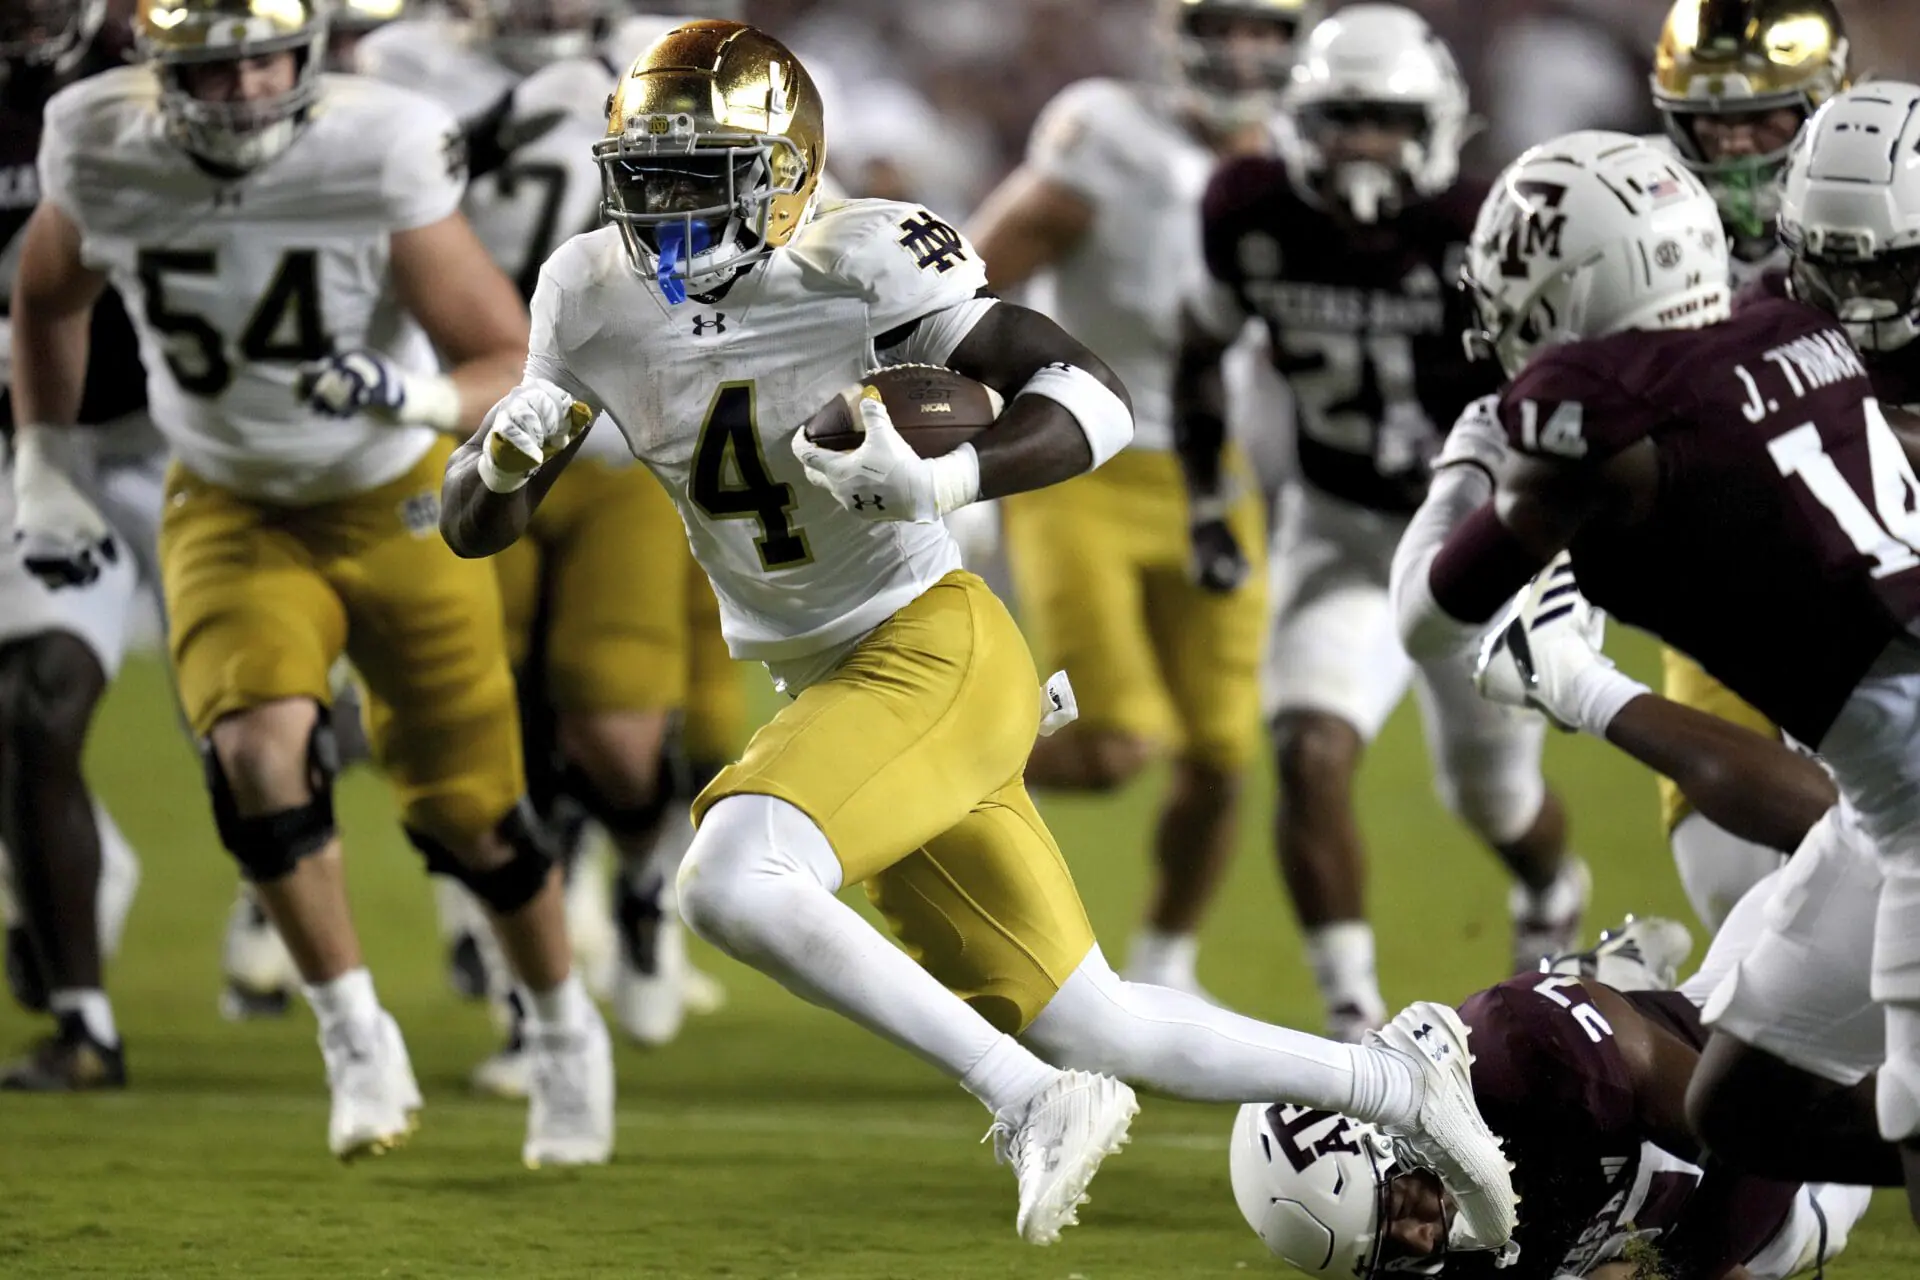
[691, 381, 813, 571]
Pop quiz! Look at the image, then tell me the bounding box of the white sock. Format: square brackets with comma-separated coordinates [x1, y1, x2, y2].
[679, 795, 1061, 1111]
[94, 801, 140, 959]
[1023, 946, 1418, 1123]
[961, 1034, 1058, 1118]
[527, 971, 591, 1028]
[1123, 927, 1199, 989]
[1305, 921, 1383, 1018]
[50, 988, 118, 1046]
[304, 967, 379, 1030]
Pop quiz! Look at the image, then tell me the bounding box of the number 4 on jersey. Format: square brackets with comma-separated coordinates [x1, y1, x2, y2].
[691, 382, 812, 570]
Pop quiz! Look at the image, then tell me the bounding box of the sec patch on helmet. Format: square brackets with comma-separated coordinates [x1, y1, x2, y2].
[801, 364, 1002, 458]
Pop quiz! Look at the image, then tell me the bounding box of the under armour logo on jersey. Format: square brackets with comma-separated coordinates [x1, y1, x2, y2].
[1413, 1022, 1433, 1041]
[850, 494, 885, 512]
[691, 313, 728, 336]
[897, 212, 968, 274]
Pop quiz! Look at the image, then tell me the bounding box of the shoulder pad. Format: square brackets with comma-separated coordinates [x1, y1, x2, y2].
[789, 199, 988, 339]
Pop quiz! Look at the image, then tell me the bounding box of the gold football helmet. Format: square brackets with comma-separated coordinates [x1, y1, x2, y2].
[1171, 0, 1320, 124]
[595, 19, 824, 301]
[1652, 0, 1848, 242]
[135, 0, 327, 171]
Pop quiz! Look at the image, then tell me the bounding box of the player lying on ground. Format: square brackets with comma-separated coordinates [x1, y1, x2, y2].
[1391, 126, 1920, 1215]
[1229, 915, 1873, 1280]
[440, 17, 1520, 1249]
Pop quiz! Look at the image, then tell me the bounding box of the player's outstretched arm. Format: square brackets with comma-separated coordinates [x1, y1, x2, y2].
[8, 200, 117, 588]
[390, 211, 530, 433]
[10, 201, 105, 432]
[964, 167, 1094, 292]
[440, 386, 592, 558]
[1604, 697, 1834, 853]
[941, 300, 1132, 498]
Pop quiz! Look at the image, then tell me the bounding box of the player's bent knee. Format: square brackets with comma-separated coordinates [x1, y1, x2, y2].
[201, 709, 341, 883]
[1433, 745, 1545, 846]
[405, 803, 553, 914]
[555, 711, 674, 836]
[0, 632, 108, 761]
[678, 793, 842, 953]
[1272, 712, 1361, 797]
[1020, 948, 1154, 1081]
[1029, 728, 1152, 791]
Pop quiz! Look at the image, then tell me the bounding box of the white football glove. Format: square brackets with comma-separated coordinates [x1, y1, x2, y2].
[296, 349, 461, 432]
[10, 424, 115, 589]
[1433, 393, 1511, 478]
[791, 389, 979, 523]
[1474, 554, 1644, 736]
[478, 379, 588, 493]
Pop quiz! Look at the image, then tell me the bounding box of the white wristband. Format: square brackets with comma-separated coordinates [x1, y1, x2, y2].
[1016, 362, 1134, 469]
[1567, 665, 1651, 738]
[929, 442, 981, 516]
[477, 448, 530, 494]
[402, 371, 463, 433]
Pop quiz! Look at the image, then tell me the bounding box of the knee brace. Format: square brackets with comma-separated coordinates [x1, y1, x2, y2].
[406, 802, 554, 914]
[201, 713, 340, 883]
[560, 754, 672, 839]
[1433, 740, 1545, 846]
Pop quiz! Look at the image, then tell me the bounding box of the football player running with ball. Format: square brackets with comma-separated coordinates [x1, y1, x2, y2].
[442, 19, 1520, 1248]
[11, 0, 613, 1164]
[966, 0, 1313, 997]
[1178, 4, 1584, 1041]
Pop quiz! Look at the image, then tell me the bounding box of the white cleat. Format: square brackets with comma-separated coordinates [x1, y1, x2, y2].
[470, 1042, 531, 1100]
[1545, 915, 1694, 993]
[322, 1011, 422, 1162]
[1371, 1002, 1519, 1251]
[987, 1070, 1139, 1246]
[680, 961, 728, 1016]
[613, 873, 687, 1047]
[220, 887, 298, 1021]
[523, 1004, 615, 1168]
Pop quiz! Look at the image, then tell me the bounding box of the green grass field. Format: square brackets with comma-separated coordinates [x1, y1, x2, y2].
[3, 635, 1917, 1278]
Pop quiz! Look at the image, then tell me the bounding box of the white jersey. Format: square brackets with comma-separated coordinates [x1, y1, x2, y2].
[1022, 79, 1214, 453]
[529, 199, 990, 665]
[40, 69, 464, 505]
[355, 15, 518, 120]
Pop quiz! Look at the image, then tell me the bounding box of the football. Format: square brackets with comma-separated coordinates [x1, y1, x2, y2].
[801, 364, 1003, 458]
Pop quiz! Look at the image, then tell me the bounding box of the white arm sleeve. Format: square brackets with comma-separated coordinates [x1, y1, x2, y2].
[523, 256, 597, 408]
[1390, 463, 1498, 661]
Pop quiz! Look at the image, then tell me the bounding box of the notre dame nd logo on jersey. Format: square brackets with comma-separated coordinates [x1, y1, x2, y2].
[897, 211, 968, 274]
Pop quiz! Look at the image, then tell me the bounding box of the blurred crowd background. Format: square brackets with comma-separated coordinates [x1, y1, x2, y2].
[84, 0, 1920, 217]
[745, 0, 1920, 217]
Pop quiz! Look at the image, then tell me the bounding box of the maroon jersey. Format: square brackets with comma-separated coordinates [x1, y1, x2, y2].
[1499, 297, 1920, 745]
[0, 49, 147, 433]
[1449, 978, 1787, 1280]
[1198, 156, 1501, 512]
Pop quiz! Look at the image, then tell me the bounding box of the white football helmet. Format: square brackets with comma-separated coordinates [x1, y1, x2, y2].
[1231, 1102, 1441, 1277]
[1278, 4, 1469, 223]
[1463, 131, 1730, 377]
[1779, 83, 1920, 353]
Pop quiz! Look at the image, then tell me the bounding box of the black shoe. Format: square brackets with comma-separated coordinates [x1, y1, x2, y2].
[1, 1012, 126, 1091]
[447, 931, 491, 1001]
[218, 981, 292, 1021]
[5, 925, 49, 1013]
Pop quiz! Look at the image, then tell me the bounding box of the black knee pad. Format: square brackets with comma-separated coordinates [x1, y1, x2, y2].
[560, 756, 672, 840]
[406, 802, 554, 914]
[201, 712, 340, 883]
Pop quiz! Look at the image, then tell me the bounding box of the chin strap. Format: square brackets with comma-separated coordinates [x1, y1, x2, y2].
[656, 220, 713, 305]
